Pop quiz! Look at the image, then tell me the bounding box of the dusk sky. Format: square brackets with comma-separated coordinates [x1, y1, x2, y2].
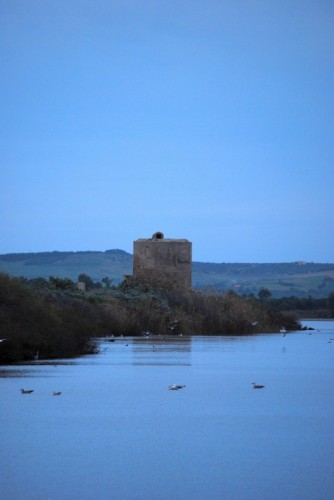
[1, 1, 333, 263]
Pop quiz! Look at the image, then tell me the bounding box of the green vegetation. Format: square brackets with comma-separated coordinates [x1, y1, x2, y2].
[0, 272, 300, 364]
[266, 293, 334, 319]
[0, 273, 108, 363]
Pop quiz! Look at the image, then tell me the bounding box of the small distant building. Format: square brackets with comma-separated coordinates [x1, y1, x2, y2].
[77, 281, 86, 292]
[132, 232, 192, 289]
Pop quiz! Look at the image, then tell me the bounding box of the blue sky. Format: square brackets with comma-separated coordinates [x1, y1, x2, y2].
[1, 0, 333, 262]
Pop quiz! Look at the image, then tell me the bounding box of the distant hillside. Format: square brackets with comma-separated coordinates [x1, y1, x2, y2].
[0, 250, 334, 298]
[192, 261, 334, 298]
[0, 250, 131, 283]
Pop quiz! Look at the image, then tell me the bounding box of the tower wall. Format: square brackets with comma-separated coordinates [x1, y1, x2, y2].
[133, 232, 192, 289]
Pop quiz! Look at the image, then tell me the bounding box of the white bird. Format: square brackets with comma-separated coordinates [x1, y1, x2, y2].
[142, 331, 152, 337]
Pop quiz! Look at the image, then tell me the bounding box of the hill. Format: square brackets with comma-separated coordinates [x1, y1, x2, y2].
[0, 250, 334, 298]
[192, 261, 334, 298]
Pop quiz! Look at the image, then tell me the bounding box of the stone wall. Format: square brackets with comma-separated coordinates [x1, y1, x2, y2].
[133, 232, 192, 289]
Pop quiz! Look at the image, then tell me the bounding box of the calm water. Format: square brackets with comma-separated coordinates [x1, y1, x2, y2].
[1, 320, 334, 500]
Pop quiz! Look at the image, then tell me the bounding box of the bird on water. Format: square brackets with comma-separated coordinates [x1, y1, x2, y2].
[20, 389, 34, 394]
[142, 330, 152, 337]
[252, 382, 265, 389]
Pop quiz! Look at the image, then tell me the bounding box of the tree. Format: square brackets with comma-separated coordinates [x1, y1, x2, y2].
[328, 292, 334, 317]
[49, 276, 75, 290]
[258, 288, 272, 301]
[102, 277, 113, 288]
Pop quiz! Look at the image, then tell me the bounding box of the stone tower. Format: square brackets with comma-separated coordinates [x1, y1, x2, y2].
[133, 232, 192, 289]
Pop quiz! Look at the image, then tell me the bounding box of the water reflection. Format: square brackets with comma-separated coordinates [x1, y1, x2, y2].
[0, 369, 33, 378]
[1, 321, 334, 500]
[0, 329, 301, 376]
[131, 335, 192, 366]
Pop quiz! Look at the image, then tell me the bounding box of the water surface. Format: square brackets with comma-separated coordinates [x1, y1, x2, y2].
[1, 320, 334, 499]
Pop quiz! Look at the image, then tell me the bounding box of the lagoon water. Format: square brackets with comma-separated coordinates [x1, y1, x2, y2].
[1, 320, 334, 500]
